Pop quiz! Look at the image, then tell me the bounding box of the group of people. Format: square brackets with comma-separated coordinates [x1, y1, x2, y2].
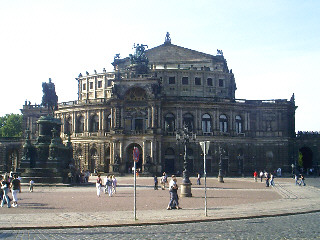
[154, 172, 169, 190]
[295, 174, 306, 186]
[254, 170, 307, 187]
[96, 174, 117, 197]
[167, 175, 181, 210]
[153, 172, 181, 210]
[0, 173, 21, 208]
[253, 170, 275, 187]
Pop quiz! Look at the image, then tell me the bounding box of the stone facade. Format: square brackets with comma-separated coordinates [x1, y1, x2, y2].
[53, 38, 300, 176]
[1, 35, 319, 176]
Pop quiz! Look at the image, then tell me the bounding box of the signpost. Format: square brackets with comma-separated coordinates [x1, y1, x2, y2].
[200, 141, 210, 216]
[133, 146, 139, 220]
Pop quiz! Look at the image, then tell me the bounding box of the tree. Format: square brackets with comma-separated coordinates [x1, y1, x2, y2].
[298, 151, 303, 169]
[0, 114, 23, 137]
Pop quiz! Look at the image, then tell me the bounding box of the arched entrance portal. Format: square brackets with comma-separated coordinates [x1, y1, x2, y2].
[164, 148, 175, 174]
[89, 148, 98, 173]
[299, 147, 313, 172]
[126, 143, 143, 173]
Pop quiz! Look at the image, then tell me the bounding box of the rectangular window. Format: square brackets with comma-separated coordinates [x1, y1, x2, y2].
[195, 77, 201, 85]
[89, 82, 93, 89]
[207, 78, 213, 86]
[98, 81, 102, 88]
[182, 77, 188, 85]
[107, 80, 112, 87]
[219, 79, 224, 87]
[169, 77, 175, 84]
[83, 83, 86, 90]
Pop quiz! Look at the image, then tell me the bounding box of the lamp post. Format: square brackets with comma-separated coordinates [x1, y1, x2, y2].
[176, 125, 196, 197]
[200, 141, 210, 216]
[218, 146, 224, 183]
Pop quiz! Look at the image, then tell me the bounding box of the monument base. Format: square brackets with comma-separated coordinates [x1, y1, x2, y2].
[180, 182, 192, 197]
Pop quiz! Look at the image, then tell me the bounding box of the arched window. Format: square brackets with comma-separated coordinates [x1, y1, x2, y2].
[89, 148, 98, 172]
[164, 113, 175, 132]
[219, 114, 228, 133]
[76, 116, 84, 133]
[183, 113, 194, 132]
[64, 117, 72, 134]
[235, 115, 242, 133]
[202, 114, 212, 133]
[90, 115, 99, 132]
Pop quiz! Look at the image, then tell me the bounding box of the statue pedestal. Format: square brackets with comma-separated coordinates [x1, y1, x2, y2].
[111, 164, 120, 173]
[143, 163, 152, 174]
[180, 182, 192, 197]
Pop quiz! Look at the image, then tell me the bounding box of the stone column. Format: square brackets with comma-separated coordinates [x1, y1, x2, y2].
[158, 105, 161, 129]
[150, 140, 154, 160]
[111, 141, 120, 173]
[142, 141, 146, 165]
[85, 111, 89, 132]
[151, 105, 155, 128]
[60, 114, 65, 134]
[72, 112, 76, 135]
[110, 107, 114, 129]
[99, 110, 103, 133]
[120, 107, 124, 129]
[148, 107, 151, 129]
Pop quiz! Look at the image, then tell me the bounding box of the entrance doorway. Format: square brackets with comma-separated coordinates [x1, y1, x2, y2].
[164, 148, 175, 173]
[299, 147, 313, 172]
[89, 148, 98, 173]
[126, 144, 143, 172]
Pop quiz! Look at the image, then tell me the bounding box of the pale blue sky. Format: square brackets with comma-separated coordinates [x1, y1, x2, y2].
[1, 0, 319, 131]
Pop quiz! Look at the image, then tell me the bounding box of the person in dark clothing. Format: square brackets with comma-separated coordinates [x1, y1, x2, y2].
[154, 176, 158, 190]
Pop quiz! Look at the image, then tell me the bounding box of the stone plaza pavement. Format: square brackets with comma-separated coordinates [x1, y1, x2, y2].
[1, 176, 319, 229]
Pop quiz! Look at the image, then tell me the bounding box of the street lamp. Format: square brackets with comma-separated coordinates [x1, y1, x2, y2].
[218, 146, 224, 183]
[176, 125, 196, 197]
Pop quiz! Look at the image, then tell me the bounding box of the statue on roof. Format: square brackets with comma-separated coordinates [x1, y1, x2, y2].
[165, 32, 171, 44]
[290, 93, 295, 103]
[217, 49, 223, 56]
[129, 43, 149, 65]
[129, 43, 149, 74]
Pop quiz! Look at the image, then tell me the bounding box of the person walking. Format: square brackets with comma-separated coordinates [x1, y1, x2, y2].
[269, 173, 275, 187]
[154, 175, 158, 190]
[96, 174, 102, 197]
[259, 171, 264, 182]
[167, 175, 181, 210]
[161, 172, 167, 190]
[1, 175, 11, 208]
[29, 179, 34, 192]
[103, 175, 108, 194]
[10, 175, 21, 207]
[106, 175, 113, 197]
[197, 173, 201, 185]
[253, 171, 258, 182]
[265, 173, 270, 187]
[112, 175, 117, 194]
[299, 175, 306, 186]
[0, 176, 3, 203]
[295, 174, 299, 185]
